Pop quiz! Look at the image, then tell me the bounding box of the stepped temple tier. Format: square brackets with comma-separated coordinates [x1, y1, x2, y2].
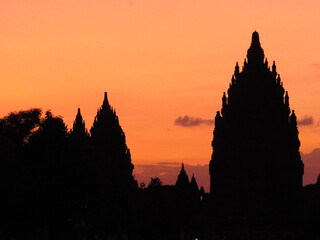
[209, 32, 304, 199]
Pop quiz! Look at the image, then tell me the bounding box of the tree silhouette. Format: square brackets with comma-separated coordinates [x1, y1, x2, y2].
[148, 177, 163, 188]
[0, 108, 42, 147]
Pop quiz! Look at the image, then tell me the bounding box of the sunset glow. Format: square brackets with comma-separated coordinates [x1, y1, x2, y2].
[1, 1, 320, 188]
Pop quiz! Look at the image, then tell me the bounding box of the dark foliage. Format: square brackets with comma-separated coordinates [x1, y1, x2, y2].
[0, 94, 139, 239]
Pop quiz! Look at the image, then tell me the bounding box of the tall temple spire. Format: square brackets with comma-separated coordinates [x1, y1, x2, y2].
[210, 32, 303, 199]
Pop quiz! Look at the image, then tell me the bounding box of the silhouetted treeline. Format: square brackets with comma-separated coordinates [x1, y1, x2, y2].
[0, 94, 141, 239]
[0, 104, 204, 239]
[0, 109, 92, 238]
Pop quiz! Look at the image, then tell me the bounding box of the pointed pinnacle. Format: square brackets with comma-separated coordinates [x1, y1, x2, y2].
[251, 31, 261, 47]
[103, 92, 109, 107]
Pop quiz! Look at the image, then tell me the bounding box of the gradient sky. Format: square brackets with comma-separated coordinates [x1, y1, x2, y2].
[1, 1, 320, 189]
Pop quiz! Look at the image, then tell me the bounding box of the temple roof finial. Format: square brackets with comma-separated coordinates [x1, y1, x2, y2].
[251, 31, 261, 46]
[176, 163, 189, 187]
[71, 107, 88, 138]
[75, 108, 83, 121]
[247, 31, 264, 64]
[103, 92, 109, 107]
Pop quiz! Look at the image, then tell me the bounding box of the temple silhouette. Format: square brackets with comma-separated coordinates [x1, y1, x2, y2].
[69, 92, 136, 195]
[1, 32, 320, 239]
[90, 92, 136, 192]
[209, 32, 304, 200]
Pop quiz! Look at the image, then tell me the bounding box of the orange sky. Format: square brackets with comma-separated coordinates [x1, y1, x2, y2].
[1, 1, 320, 186]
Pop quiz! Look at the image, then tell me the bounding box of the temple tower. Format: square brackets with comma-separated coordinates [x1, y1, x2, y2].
[209, 32, 304, 199]
[176, 164, 190, 188]
[69, 108, 89, 141]
[90, 92, 136, 191]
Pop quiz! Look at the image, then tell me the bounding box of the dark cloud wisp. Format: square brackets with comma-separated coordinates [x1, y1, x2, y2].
[310, 63, 320, 68]
[174, 115, 214, 127]
[297, 116, 314, 126]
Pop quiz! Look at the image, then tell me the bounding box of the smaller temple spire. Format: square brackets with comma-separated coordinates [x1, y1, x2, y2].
[231, 75, 236, 85]
[215, 111, 222, 120]
[285, 91, 289, 106]
[181, 163, 185, 171]
[289, 110, 300, 150]
[234, 62, 239, 76]
[190, 174, 199, 192]
[222, 92, 227, 107]
[214, 111, 222, 128]
[102, 91, 109, 108]
[277, 74, 281, 85]
[74, 108, 84, 127]
[244, 58, 247, 65]
[272, 61, 277, 74]
[70, 107, 88, 139]
[75, 108, 82, 122]
[176, 163, 190, 188]
[290, 110, 297, 126]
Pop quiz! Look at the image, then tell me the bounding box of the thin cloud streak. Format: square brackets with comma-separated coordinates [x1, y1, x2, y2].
[174, 115, 214, 127]
[310, 63, 320, 68]
[297, 116, 314, 126]
[156, 162, 182, 166]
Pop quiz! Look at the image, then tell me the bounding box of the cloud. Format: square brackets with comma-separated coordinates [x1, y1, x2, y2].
[174, 115, 214, 127]
[310, 63, 320, 68]
[297, 116, 314, 126]
[156, 162, 181, 166]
